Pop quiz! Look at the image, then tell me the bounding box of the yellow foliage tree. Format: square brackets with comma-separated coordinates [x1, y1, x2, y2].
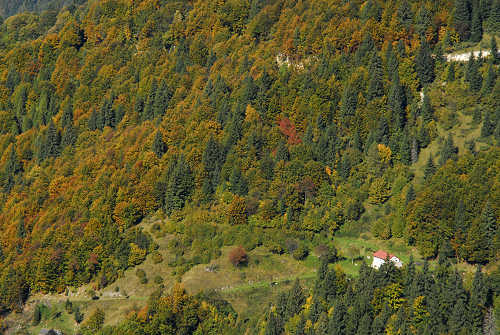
[226, 195, 247, 225]
[128, 243, 146, 266]
[369, 177, 391, 204]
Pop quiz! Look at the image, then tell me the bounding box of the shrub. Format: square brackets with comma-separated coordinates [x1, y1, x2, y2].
[315, 245, 338, 263]
[86, 289, 97, 300]
[64, 299, 73, 314]
[152, 251, 163, 264]
[154, 275, 163, 284]
[140, 276, 148, 284]
[32, 304, 41, 325]
[228, 246, 248, 266]
[269, 243, 284, 254]
[292, 245, 309, 260]
[136, 269, 146, 279]
[74, 306, 83, 324]
[285, 239, 298, 253]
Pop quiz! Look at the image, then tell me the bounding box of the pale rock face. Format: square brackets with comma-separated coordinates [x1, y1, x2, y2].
[446, 50, 491, 62]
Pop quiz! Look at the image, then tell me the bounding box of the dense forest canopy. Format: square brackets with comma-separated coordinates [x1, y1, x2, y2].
[260, 257, 499, 335]
[0, 0, 498, 333]
[0, 0, 81, 19]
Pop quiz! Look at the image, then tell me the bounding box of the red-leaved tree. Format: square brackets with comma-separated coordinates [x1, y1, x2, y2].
[228, 246, 248, 267]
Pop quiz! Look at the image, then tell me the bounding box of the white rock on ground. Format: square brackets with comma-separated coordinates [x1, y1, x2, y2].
[446, 50, 491, 62]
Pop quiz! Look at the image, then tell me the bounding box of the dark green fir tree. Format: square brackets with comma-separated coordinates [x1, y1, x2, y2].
[415, 38, 435, 86]
[424, 156, 436, 181]
[470, 4, 483, 42]
[366, 53, 385, 101]
[454, 0, 472, 41]
[152, 131, 167, 158]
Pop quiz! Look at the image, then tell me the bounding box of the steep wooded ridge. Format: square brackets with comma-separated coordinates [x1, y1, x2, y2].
[0, 0, 498, 333]
[0, 0, 79, 19]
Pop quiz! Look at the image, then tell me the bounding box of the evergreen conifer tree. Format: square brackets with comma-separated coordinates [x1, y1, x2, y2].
[490, 35, 499, 64]
[61, 124, 77, 148]
[388, 71, 406, 129]
[45, 121, 60, 158]
[276, 140, 290, 162]
[229, 166, 248, 196]
[152, 131, 167, 158]
[487, 0, 500, 32]
[467, 53, 483, 92]
[286, 279, 305, 318]
[88, 109, 98, 131]
[61, 103, 73, 129]
[480, 202, 497, 256]
[316, 312, 330, 335]
[400, 129, 412, 165]
[164, 155, 194, 214]
[356, 34, 375, 63]
[481, 111, 494, 137]
[470, 4, 483, 42]
[454, 0, 472, 41]
[439, 134, 458, 165]
[472, 107, 482, 124]
[424, 156, 436, 181]
[480, 0, 492, 21]
[5, 145, 21, 177]
[328, 300, 347, 334]
[406, 184, 416, 205]
[295, 314, 306, 335]
[341, 82, 358, 118]
[447, 62, 456, 82]
[455, 199, 468, 232]
[143, 80, 157, 121]
[397, 0, 413, 28]
[16, 218, 26, 239]
[421, 91, 433, 123]
[367, 53, 384, 100]
[338, 155, 351, 179]
[483, 63, 497, 93]
[415, 38, 435, 86]
[153, 79, 171, 118]
[102, 99, 115, 128]
[134, 97, 144, 120]
[415, 7, 432, 38]
[303, 124, 314, 145]
[468, 266, 487, 332]
[309, 296, 324, 324]
[449, 298, 467, 333]
[357, 313, 372, 335]
[385, 43, 399, 76]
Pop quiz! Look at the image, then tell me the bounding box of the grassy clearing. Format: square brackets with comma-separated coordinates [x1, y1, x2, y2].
[412, 82, 486, 181]
[182, 246, 314, 301]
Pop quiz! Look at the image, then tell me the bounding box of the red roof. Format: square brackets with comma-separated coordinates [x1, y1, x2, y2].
[373, 250, 396, 260]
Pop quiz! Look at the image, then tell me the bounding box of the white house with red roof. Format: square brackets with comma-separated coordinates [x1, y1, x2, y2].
[371, 250, 403, 269]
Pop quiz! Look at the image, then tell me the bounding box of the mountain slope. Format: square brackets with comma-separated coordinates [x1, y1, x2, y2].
[0, 0, 498, 333]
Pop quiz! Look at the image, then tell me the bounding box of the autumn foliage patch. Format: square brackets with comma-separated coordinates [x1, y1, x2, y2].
[228, 246, 248, 267]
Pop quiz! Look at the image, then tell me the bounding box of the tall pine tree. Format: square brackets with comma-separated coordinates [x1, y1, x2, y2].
[388, 71, 406, 129]
[415, 38, 435, 86]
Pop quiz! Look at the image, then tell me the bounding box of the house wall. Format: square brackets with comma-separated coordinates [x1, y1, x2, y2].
[371, 257, 385, 269]
[390, 256, 403, 268]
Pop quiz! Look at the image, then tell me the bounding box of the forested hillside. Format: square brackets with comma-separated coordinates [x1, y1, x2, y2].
[0, 0, 79, 19]
[0, 0, 499, 333]
[261, 258, 499, 335]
